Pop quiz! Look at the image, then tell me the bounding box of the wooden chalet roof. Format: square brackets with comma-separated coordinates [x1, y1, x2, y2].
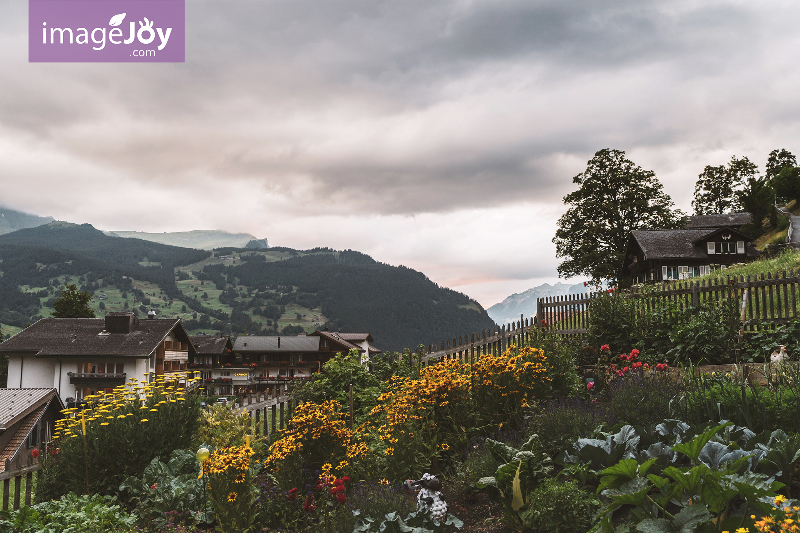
[683, 212, 751, 229]
[336, 333, 374, 343]
[189, 335, 232, 355]
[233, 336, 321, 352]
[0, 317, 193, 358]
[630, 229, 759, 260]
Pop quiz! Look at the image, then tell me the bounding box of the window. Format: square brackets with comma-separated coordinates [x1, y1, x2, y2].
[663, 266, 680, 280]
[27, 423, 40, 449]
[737, 241, 745, 254]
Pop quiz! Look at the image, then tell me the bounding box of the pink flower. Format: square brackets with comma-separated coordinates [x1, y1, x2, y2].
[586, 382, 594, 390]
[600, 344, 610, 352]
[616, 370, 625, 376]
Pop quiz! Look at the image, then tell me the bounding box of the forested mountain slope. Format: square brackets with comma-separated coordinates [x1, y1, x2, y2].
[0, 225, 494, 352]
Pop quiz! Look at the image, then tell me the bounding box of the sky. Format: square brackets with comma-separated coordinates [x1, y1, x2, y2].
[2, 0, 800, 308]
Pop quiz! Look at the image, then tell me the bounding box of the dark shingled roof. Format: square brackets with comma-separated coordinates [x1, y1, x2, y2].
[189, 335, 232, 355]
[336, 333, 374, 343]
[631, 229, 759, 260]
[0, 317, 190, 358]
[233, 336, 321, 352]
[684, 212, 751, 229]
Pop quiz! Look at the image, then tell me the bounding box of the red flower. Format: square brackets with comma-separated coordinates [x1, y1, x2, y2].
[610, 364, 616, 371]
[288, 487, 298, 501]
[586, 382, 594, 390]
[336, 493, 347, 504]
[330, 487, 337, 495]
[304, 494, 316, 512]
[337, 486, 346, 493]
[150, 483, 158, 490]
[616, 370, 625, 376]
[623, 366, 630, 373]
[540, 319, 549, 328]
[619, 354, 628, 361]
[655, 363, 668, 371]
[630, 349, 640, 359]
[632, 362, 642, 369]
[342, 476, 350, 483]
[31, 449, 40, 459]
[600, 344, 610, 352]
[583, 281, 588, 286]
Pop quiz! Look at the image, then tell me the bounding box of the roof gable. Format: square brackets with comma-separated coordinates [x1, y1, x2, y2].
[0, 388, 62, 430]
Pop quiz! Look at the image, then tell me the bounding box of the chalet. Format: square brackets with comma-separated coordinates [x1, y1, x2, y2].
[188, 335, 234, 395]
[213, 330, 382, 395]
[623, 219, 760, 284]
[0, 312, 195, 404]
[0, 389, 63, 473]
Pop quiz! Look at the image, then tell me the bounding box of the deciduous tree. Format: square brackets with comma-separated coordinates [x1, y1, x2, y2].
[692, 156, 758, 215]
[766, 148, 797, 184]
[553, 148, 683, 284]
[52, 283, 95, 318]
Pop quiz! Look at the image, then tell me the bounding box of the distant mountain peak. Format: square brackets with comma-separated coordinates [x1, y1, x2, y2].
[487, 281, 588, 325]
[0, 207, 55, 235]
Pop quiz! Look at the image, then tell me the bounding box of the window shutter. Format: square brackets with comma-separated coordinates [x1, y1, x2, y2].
[737, 241, 745, 254]
[707, 242, 715, 254]
[662, 266, 667, 280]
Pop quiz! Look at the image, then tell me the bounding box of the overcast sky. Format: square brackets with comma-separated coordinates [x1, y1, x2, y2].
[2, 0, 800, 307]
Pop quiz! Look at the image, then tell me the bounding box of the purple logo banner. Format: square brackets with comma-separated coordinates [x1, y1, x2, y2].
[30, 0, 185, 62]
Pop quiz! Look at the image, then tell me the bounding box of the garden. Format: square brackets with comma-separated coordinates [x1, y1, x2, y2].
[4, 287, 800, 533]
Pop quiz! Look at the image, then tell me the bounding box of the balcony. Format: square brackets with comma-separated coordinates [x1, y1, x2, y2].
[68, 372, 126, 386]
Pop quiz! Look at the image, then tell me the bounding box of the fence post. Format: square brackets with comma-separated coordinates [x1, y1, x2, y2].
[691, 283, 700, 307]
[271, 404, 277, 434]
[24, 472, 32, 507]
[13, 475, 20, 511]
[279, 401, 284, 430]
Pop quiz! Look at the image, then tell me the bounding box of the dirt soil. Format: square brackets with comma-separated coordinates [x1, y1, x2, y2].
[448, 491, 511, 532]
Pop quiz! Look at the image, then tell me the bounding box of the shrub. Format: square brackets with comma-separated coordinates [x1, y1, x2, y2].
[38, 376, 201, 501]
[667, 295, 739, 365]
[522, 478, 600, 533]
[195, 404, 267, 457]
[203, 445, 259, 533]
[446, 443, 503, 500]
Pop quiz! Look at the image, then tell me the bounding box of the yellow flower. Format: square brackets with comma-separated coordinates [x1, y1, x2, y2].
[379, 478, 389, 485]
[227, 492, 237, 502]
[141, 419, 149, 422]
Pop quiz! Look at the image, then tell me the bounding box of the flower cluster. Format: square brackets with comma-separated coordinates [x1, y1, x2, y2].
[264, 400, 364, 473]
[753, 495, 800, 532]
[53, 373, 198, 441]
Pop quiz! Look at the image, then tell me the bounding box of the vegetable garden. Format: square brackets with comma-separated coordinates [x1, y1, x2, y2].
[4, 286, 800, 532]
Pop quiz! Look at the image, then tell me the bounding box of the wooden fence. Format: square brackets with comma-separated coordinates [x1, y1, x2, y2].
[238, 383, 297, 437]
[420, 269, 800, 361]
[0, 451, 43, 511]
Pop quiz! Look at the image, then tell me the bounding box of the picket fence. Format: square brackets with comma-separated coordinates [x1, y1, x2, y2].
[421, 269, 800, 361]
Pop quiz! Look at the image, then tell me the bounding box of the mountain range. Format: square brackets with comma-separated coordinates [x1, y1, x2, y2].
[0, 221, 494, 352]
[486, 281, 589, 325]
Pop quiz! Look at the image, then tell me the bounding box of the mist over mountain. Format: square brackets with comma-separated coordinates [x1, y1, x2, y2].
[487, 281, 589, 325]
[107, 230, 262, 250]
[0, 207, 54, 235]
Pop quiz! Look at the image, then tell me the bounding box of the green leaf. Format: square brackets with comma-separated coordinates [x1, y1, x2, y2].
[673, 504, 713, 533]
[671, 423, 732, 464]
[635, 518, 675, 533]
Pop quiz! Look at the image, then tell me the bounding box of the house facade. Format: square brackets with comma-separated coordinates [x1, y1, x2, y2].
[0, 312, 195, 404]
[195, 330, 382, 396]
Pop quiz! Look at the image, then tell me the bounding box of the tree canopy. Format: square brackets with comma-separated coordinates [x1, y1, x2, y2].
[553, 148, 683, 284]
[52, 283, 96, 318]
[692, 156, 758, 215]
[766, 148, 797, 184]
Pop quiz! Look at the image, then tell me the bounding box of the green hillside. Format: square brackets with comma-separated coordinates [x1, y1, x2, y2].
[0, 226, 495, 352]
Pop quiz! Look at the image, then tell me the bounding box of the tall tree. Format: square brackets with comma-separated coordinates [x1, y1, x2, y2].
[737, 176, 774, 228]
[553, 148, 683, 284]
[692, 156, 758, 215]
[52, 283, 95, 318]
[773, 166, 800, 205]
[766, 148, 797, 185]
